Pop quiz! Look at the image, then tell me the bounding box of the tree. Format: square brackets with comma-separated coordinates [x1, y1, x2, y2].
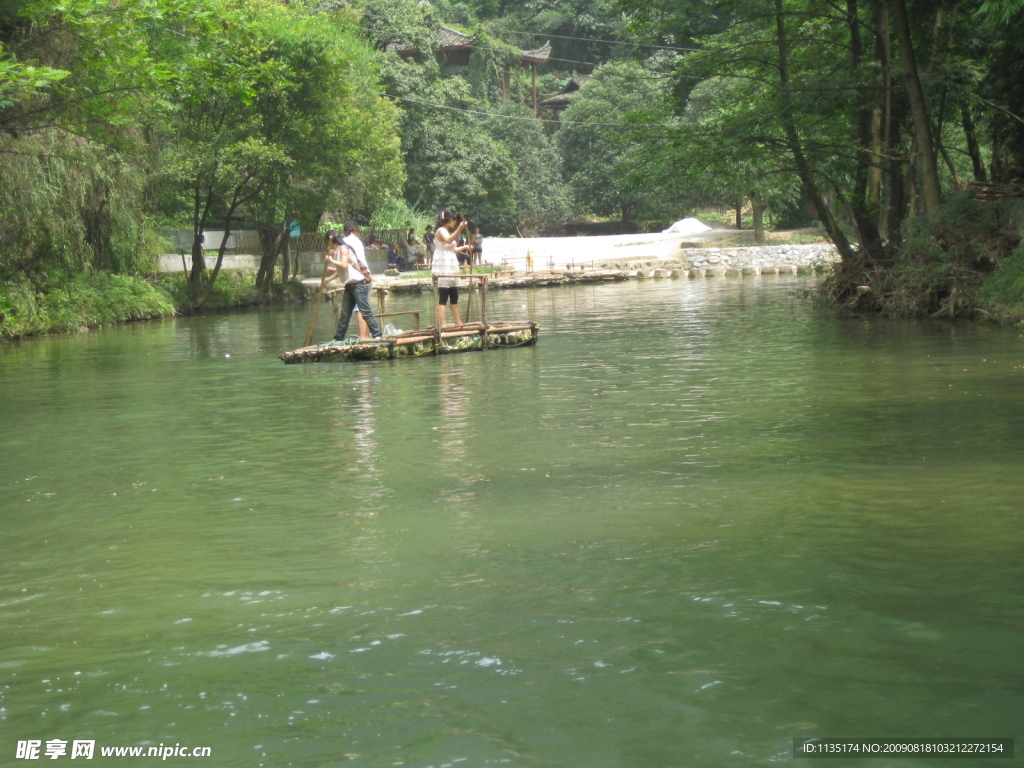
[680, 76, 802, 241]
[558, 59, 679, 229]
[153, 0, 404, 302]
[0, 0, 175, 283]
[246, 5, 404, 293]
[482, 103, 571, 233]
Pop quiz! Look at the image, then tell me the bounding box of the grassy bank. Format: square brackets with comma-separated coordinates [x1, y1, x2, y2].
[826, 194, 1024, 326]
[0, 271, 305, 341]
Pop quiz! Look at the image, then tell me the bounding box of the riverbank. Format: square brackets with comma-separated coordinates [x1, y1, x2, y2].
[0, 235, 840, 341]
[0, 271, 305, 342]
[5, 224, 1023, 341]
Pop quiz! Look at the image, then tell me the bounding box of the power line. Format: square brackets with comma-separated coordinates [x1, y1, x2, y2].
[346, 6, 698, 60]
[503, 28, 700, 54]
[383, 93, 678, 129]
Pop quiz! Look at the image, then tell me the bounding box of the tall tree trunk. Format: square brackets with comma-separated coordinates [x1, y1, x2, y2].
[255, 223, 281, 295]
[196, 208, 237, 309]
[751, 193, 765, 244]
[991, 129, 1004, 180]
[962, 106, 987, 181]
[892, 0, 942, 214]
[873, 4, 893, 240]
[885, 113, 907, 241]
[280, 234, 291, 285]
[938, 143, 962, 188]
[736, 194, 743, 230]
[774, 0, 856, 262]
[848, 0, 883, 252]
[189, 184, 215, 292]
[905, 137, 919, 219]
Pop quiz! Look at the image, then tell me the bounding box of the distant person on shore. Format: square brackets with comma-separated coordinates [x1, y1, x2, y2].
[471, 226, 483, 266]
[387, 241, 407, 272]
[325, 220, 382, 341]
[405, 228, 421, 267]
[424, 226, 435, 262]
[456, 229, 470, 270]
[432, 210, 471, 328]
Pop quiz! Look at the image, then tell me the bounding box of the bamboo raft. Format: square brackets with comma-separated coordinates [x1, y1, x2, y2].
[279, 321, 539, 364]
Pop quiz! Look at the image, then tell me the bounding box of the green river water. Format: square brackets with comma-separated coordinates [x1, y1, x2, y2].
[1, 277, 1022, 767]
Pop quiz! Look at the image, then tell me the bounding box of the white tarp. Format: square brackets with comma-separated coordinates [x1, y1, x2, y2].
[662, 217, 713, 235]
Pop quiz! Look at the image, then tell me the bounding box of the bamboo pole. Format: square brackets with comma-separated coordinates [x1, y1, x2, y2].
[302, 246, 333, 347]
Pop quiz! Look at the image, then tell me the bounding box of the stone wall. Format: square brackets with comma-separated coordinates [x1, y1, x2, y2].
[155, 253, 261, 273]
[596, 243, 839, 276]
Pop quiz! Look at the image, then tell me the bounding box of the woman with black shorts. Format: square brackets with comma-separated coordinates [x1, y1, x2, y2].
[432, 209, 471, 328]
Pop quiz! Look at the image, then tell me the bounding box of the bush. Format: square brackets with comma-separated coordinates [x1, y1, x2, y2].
[0, 269, 316, 339]
[0, 272, 176, 339]
[828, 193, 1019, 319]
[979, 242, 1024, 324]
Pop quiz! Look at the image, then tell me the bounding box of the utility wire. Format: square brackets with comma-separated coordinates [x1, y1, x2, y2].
[503, 28, 700, 54]
[384, 93, 678, 129]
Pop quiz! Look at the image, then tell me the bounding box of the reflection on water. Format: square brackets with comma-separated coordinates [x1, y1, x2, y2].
[1, 278, 1023, 767]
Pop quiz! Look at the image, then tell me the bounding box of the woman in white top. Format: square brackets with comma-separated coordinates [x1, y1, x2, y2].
[432, 209, 471, 328]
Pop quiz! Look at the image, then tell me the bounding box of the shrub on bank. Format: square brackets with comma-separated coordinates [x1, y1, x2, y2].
[0, 271, 306, 340]
[978, 243, 1024, 325]
[0, 273, 176, 340]
[827, 193, 1022, 322]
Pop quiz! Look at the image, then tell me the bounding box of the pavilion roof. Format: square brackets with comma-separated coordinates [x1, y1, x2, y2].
[438, 25, 476, 50]
[520, 40, 552, 64]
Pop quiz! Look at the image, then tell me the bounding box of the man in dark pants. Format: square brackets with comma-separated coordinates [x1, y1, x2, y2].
[326, 221, 382, 341]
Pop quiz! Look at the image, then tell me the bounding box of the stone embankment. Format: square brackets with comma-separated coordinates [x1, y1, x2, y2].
[596, 243, 839, 277]
[301, 243, 840, 295]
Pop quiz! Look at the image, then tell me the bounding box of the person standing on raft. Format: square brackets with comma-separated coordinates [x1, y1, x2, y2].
[432, 210, 472, 328]
[325, 221, 382, 341]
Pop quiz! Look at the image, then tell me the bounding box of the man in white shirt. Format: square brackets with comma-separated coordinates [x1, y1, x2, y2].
[325, 221, 382, 340]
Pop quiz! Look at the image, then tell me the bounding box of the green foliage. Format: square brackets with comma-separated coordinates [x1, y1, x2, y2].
[558, 59, 680, 227]
[849, 194, 1017, 318]
[482, 103, 570, 232]
[677, 74, 802, 222]
[0, 130, 154, 281]
[466, 30, 522, 103]
[979, 244, 1024, 322]
[0, 272, 175, 339]
[368, 195, 433, 232]
[974, 0, 1024, 23]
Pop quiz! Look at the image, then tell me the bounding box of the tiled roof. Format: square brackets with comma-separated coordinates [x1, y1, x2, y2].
[439, 25, 476, 49]
[540, 70, 591, 106]
[520, 40, 551, 64]
[392, 26, 549, 65]
[570, 71, 591, 88]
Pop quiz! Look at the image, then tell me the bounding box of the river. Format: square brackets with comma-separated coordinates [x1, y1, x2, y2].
[1, 277, 1022, 767]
